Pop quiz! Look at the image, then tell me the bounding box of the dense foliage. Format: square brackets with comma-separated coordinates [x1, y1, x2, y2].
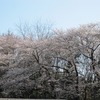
[0, 23, 100, 100]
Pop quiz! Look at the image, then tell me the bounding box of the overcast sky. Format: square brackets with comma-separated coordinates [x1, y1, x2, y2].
[0, 0, 100, 34]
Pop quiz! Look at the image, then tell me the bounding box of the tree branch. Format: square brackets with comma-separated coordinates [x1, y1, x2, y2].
[93, 44, 100, 51]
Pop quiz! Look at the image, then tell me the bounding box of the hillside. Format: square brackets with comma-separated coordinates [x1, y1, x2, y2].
[0, 23, 100, 100]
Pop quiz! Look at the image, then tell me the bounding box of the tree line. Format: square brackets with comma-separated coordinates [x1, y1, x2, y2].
[0, 23, 100, 99]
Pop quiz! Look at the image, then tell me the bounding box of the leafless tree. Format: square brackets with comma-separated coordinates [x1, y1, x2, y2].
[16, 21, 53, 40]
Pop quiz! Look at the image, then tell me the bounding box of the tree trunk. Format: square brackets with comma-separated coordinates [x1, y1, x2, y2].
[71, 59, 79, 94]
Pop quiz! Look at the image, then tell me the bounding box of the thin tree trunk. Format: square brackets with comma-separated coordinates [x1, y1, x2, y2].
[71, 59, 79, 94]
[84, 86, 87, 100]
